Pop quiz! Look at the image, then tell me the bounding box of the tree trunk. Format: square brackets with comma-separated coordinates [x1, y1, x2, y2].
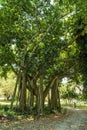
[29, 91, 34, 109]
[7, 95, 10, 101]
[50, 77, 61, 112]
[48, 90, 51, 107]
[56, 78, 61, 112]
[37, 75, 44, 115]
[51, 79, 58, 110]
[10, 74, 19, 109]
[19, 71, 27, 112]
[43, 77, 57, 101]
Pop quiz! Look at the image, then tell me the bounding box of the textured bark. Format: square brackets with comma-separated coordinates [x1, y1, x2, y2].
[29, 91, 34, 108]
[27, 77, 37, 96]
[37, 76, 44, 115]
[19, 71, 27, 112]
[10, 74, 19, 109]
[29, 80, 34, 108]
[51, 79, 58, 110]
[48, 90, 51, 107]
[50, 77, 61, 111]
[43, 77, 57, 101]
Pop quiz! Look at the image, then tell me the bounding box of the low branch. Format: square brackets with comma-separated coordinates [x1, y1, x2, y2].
[43, 76, 58, 100]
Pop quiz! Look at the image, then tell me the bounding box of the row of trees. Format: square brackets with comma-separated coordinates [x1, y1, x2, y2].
[0, 0, 87, 114]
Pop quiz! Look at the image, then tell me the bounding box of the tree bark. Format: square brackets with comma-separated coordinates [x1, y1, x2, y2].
[48, 90, 51, 107]
[43, 77, 57, 101]
[50, 77, 61, 112]
[51, 79, 58, 110]
[37, 75, 44, 115]
[56, 78, 61, 112]
[19, 70, 27, 112]
[10, 74, 19, 109]
[29, 80, 34, 108]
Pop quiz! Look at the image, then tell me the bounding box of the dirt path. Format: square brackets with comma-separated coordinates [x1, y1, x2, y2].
[0, 108, 87, 130]
[54, 109, 87, 130]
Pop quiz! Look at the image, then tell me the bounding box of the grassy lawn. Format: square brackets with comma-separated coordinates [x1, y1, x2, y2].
[0, 100, 11, 105]
[61, 100, 87, 109]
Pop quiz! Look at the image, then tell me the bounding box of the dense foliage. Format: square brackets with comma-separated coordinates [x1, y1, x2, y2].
[0, 0, 87, 113]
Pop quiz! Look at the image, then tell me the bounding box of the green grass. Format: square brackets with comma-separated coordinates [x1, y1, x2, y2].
[61, 100, 87, 109]
[0, 104, 18, 120]
[0, 100, 10, 105]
